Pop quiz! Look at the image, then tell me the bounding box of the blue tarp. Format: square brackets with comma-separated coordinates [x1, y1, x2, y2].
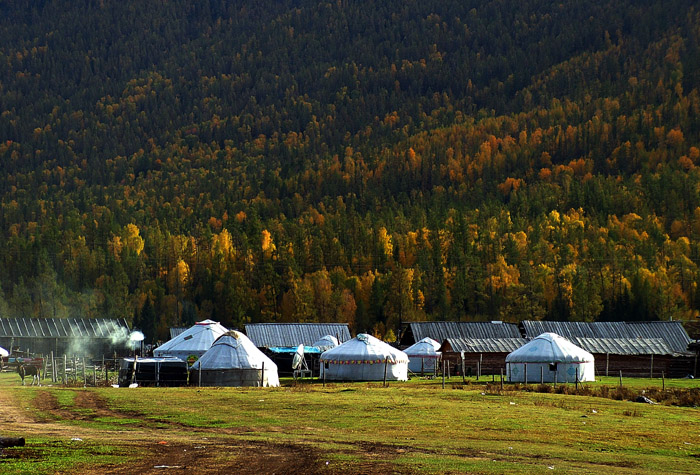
[267, 346, 322, 354]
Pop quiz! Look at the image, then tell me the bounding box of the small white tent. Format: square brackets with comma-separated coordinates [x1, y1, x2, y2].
[404, 337, 441, 373]
[319, 334, 408, 381]
[311, 335, 339, 351]
[153, 319, 228, 362]
[191, 331, 279, 387]
[506, 332, 595, 383]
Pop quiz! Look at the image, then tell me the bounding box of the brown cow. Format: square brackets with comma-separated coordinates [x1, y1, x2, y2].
[18, 364, 40, 386]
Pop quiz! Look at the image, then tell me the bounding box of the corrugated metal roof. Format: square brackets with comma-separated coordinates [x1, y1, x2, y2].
[521, 321, 691, 353]
[403, 321, 521, 345]
[442, 338, 528, 353]
[568, 337, 677, 355]
[0, 318, 129, 338]
[245, 323, 352, 348]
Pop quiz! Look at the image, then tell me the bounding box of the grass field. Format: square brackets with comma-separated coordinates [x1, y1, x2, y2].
[1, 372, 699, 474]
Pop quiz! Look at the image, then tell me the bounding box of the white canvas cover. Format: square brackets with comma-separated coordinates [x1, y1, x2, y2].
[154, 319, 228, 362]
[319, 333, 408, 381]
[0, 346, 8, 357]
[190, 331, 279, 387]
[506, 332, 595, 383]
[404, 337, 441, 373]
[311, 335, 339, 351]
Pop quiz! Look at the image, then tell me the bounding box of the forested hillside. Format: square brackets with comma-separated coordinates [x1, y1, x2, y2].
[1, 0, 699, 343]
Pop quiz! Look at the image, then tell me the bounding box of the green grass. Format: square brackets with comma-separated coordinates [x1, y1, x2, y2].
[2, 371, 700, 473]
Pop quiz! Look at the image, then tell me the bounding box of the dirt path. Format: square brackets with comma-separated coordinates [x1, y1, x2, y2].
[0, 387, 387, 474]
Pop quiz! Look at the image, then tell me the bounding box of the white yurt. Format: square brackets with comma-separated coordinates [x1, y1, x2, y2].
[190, 331, 279, 387]
[319, 333, 409, 381]
[153, 319, 228, 362]
[404, 337, 441, 374]
[311, 335, 339, 351]
[506, 332, 595, 383]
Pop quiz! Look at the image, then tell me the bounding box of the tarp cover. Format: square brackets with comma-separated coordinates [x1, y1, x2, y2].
[311, 334, 339, 351]
[153, 319, 228, 361]
[190, 331, 279, 387]
[404, 337, 441, 373]
[506, 332, 595, 383]
[320, 333, 408, 381]
[0, 346, 8, 357]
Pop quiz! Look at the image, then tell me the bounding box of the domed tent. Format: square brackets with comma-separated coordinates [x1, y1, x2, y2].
[319, 334, 408, 381]
[153, 319, 228, 363]
[311, 335, 339, 351]
[506, 333, 595, 383]
[190, 331, 279, 387]
[404, 337, 441, 374]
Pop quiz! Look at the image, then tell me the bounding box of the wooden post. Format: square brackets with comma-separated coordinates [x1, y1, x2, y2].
[420, 358, 424, 375]
[476, 360, 479, 381]
[479, 353, 483, 378]
[524, 363, 527, 385]
[619, 369, 623, 388]
[42, 356, 48, 382]
[606, 353, 609, 377]
[323, 364, 326, 387]
[500, 368, 503, 390]
[260, 361, 265, 387]
[383, 358, 389, 387]
[104, 357, 109, 386]
[131, 355, 138, 386]
[575, 367, 579, 391]
[63, 355, 67, 385]
[554, 371, 557, 388]
[662, 371, 665, 391]
[156, 361, 160, 387]
[82, 358, 86, 388]
[49, 351, 54, 382]
[198, 363, 202, 387]
[447, 361, 450, 379]
[442, 360, 446, 389]
[461, 354, 465, 384]
[93, 365, 97, 387]
[650, 354, 654, 379]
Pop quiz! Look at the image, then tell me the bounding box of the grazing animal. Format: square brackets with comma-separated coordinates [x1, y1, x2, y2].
[18, 364, 41, 386]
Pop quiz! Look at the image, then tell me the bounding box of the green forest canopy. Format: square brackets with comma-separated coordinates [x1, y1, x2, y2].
[1, 0, 700, 343]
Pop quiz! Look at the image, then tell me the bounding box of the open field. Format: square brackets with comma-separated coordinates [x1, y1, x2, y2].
[1, 372, 700, 474]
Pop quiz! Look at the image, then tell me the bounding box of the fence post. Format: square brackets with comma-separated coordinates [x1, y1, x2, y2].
[606, 353, 609, 377]
[619, 370, 623, 388]
[442, 360, 446, 389]
[500, 368, 504, 389]
[461, 353, 465, 384]
[650, 354, 654, 379]
[383, 358, 389, 387]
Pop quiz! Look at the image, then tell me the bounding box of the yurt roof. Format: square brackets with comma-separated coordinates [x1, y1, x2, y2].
[191, 330, 277, 371]
[404, 337, 441, 357]
[311, 335, 339, 350]
[320, 334, 408, 364]
[505, 333, 594, 364]
[154, 319, 228, 355]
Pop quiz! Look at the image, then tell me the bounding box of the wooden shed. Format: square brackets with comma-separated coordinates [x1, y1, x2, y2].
[0, 317, 131, 358]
